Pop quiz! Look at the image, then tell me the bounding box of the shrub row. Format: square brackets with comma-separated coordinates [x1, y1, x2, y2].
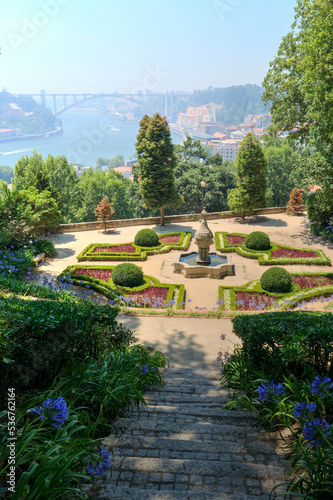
[77, 232, 192, 261]
[59, 265, 185, 309]
[215, 231, 331, 266]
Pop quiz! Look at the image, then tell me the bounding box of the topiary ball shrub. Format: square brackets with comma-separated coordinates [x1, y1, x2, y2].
[134, 228, 160, 247]
[112, 263, 144, 288]
[245, 231, 271, 251]
[260, 267, 292, 293]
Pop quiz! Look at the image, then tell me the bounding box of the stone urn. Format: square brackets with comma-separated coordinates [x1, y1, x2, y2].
[194, 209, 213, 265]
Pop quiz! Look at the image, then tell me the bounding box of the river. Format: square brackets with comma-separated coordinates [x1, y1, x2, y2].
[0, 110, 182, 167]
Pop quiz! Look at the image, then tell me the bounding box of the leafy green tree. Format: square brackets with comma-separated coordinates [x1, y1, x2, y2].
[135, 113, 183, 225]
[0, 165, 14, 184]
[108, 155, 125, 169]
[262, 0, 333, 221]
[175, 136, 208, 163]
[227, 133, 267, 218]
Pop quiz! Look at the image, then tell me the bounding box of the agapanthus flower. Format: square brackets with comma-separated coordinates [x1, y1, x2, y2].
[29, 396, 69, 429]
[139, 365, 148, 375]
[293, 402, 317, 423]
[303, 418, 331, 447]
[311, 376, 333, 398]
[87, 448, 112, 477]
[258, 381, 285, 404]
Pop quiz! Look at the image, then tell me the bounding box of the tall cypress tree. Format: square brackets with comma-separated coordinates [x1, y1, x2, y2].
[227, 132, 267, 218]
[135, 113, 183, 225]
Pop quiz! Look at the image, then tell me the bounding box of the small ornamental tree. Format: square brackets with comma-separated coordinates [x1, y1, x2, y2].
[95, 196, 115, 233]
[286, 188, 304, 215]
[135, 113, 183, 225]
[227, 133, 267, 218]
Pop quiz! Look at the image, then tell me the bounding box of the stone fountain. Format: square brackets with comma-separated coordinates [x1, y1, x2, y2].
[173, 209, 233, 278]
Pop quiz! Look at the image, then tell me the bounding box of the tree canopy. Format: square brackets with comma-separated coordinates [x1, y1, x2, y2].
[135, 113, 183, 225]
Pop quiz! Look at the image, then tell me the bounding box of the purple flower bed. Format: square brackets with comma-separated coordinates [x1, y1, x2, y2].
[93, 244, 136, 253]
[74, 268, 113, 283]
[271, 248, 318, 259]
[159, 234, 181, 244]
[226, 235, 246, 246]
[235, 291, 278, 311]
[127, 286, 169, 307]
[292, 275, 333, 289]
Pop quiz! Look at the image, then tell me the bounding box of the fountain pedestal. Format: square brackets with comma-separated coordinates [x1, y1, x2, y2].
[194, 209, 213, 265]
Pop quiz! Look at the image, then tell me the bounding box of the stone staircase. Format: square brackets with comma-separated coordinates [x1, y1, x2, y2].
[88, 368, 288, 499]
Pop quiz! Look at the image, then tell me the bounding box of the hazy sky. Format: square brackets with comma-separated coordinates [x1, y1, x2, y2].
[1, 0, 297, 94]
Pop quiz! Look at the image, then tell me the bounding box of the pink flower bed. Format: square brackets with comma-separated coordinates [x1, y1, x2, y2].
[226, 235, 246, 246]
[93, 244, 136, 253]
[159, 233, 181, 244]
[74, 268, 113, 283]
[271, 248, 318, 259]
[126, 286, 169, 307]
[292, 275, 333, 290]
[235, 291, 278, 311]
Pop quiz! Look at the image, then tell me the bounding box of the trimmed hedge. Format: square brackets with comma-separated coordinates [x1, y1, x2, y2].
[232, 312, 333, 379]
[260, 267, 292, 293]
[112, 263, 144, 288]
[245, 231, 270, 251]
[76, 232, 192, 261]
[134, 228, 159, 247]
[59, 265, 185, 309]
[215, 231, 331, 266]
[218, 272, 333, 312]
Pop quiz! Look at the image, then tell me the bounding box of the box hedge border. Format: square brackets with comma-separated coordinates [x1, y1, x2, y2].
[218, 271, 333, 311]
[59, 264, 185, 309]
[215, 232, 331, 266]
[77, 232, 192, 262]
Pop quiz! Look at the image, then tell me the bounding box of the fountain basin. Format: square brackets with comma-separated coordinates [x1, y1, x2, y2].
[174, 252, 233, 279]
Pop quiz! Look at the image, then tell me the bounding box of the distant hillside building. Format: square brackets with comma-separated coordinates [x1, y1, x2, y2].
[212, 141, 240, 162]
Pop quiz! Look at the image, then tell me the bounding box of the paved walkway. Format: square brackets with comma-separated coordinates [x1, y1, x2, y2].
[88, 367, 288, 499]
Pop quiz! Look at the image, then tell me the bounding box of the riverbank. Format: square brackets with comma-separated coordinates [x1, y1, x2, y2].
[0, 126, 63, 145]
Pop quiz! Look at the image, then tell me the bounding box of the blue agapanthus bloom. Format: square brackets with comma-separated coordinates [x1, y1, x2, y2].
[139, 365, 148, 375]
[311, 376, 333, 398]
[29, 396, 69, 429]
[258, 381, 285, 404]
[87, 448, 112, 477]
[303, 418, 331, 447]
[293, 402, 317, 423]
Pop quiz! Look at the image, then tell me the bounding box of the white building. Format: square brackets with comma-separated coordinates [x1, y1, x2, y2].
[212, 141, 240, 162]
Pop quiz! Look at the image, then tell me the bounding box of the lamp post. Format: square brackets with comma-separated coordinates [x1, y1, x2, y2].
[200, 181, 206, 211]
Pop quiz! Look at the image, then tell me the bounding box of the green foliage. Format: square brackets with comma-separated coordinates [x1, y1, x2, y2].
[111, 263, 144, 288]
[227, 133, 267, 217]
[136, 113, 183, 224]
[33, 238, 56, 257]
[134, 228, 159, 247]
[0, 296, 135, 400]
[307, 191, 333, 227]
[0, 165, 13, 184]
[232, 312, 333, 380]
[260, 267, 293, 293]
[244, 231, 270, 251]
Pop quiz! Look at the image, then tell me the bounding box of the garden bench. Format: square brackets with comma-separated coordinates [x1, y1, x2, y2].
[33, 253, 45, 267]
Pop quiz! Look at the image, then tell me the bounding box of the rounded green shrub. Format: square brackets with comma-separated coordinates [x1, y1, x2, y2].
[112, 263, 144, 288]
[134, 228, 159, 247]
[260, 267, 292, 293]
[245, 231, 271, 251]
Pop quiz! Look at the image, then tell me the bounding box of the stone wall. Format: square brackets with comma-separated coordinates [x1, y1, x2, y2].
[54, 206, 307, 233]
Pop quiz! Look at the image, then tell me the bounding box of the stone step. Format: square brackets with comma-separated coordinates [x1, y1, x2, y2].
[111, 418, 273, 444]
[103, 435, 282, 464]
[87, 483, 277, 499]
[126, 405, 254, 424]
[147, 385, 228, 396]
[143, 393, 229, 405]
[108, 456, 285, 487]
[161, 377, 222, 387]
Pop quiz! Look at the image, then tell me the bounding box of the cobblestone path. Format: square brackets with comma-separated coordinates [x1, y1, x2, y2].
[90, 368, 288, 499]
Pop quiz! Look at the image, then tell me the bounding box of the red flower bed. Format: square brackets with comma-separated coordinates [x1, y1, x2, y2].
[126, 286, 169, 307]
[292, 275, 333, 290]
[271, 248, 318, 259]
[93, 244, 136, 253]
[159, 234, 181, 244]
[74, 268, 113, 283]
[226, 235, 246, 246]
[235, 291, 278, 311]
